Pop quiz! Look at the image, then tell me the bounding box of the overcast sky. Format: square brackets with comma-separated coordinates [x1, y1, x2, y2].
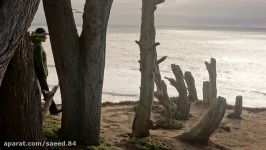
[32, 0, 266, 28]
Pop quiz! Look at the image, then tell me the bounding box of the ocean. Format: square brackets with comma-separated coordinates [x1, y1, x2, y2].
[30, 25, 266, 107]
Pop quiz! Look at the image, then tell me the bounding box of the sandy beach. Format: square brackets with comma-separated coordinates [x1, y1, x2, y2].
[45, 101, 266, 150]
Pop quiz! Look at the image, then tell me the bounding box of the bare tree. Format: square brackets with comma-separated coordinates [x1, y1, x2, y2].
[43, 0, 113, 145]
[0, 33, 43, 145]
[132, 0, 165, 138]
[0, 0, 40, 86]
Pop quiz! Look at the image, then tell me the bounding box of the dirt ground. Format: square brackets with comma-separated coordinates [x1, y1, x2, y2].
[51, 102, 266, 150]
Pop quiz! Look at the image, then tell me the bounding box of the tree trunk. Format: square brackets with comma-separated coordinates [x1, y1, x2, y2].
[132, 0, 164, 138]
[184, 71, 198, 102]
[203, 81, 212, 105]
[0, 33, 43, 146]
[43, 0, 113, 145]
[177, 96, 226, 144]
[165, 64, 190, 120]
[0, 0, 40, 86]
[205, 58, 217, 100]
[80, 0, 113, 145]
[228, 95, 242, 119]
[43, 0, 83, 142]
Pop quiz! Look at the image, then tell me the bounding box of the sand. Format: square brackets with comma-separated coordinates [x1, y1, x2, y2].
[50, 102, 266, 150]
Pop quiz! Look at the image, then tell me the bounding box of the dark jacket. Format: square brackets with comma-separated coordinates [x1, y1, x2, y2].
[31, 34, 48, 80]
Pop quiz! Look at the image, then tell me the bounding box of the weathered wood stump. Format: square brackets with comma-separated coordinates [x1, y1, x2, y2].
[184, 71, 198, 102]
[177, 96, 227, 144]
[42, 85, 59, 118]
[165, 64, 190, 120]
[205, 58, 217, 100]
[228, 95, 243, 119]
[203, 81, 212, 105]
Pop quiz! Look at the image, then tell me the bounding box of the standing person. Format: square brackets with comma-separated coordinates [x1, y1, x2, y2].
[31, 28, 61, 115]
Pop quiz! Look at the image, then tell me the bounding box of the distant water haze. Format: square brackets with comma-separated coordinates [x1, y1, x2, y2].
[29, 26, 266, 107]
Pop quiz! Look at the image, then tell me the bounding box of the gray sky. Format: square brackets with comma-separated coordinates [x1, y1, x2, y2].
[32, 0, 266, 28]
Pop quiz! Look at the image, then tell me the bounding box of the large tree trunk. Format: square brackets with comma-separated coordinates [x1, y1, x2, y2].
[177, 96, 226, 144]
[80, 0, 113, 145]
[43, 0, 113, 145]
[43, 0, 83, 142]
[0, 33, 43, 146]
[132, 0, 164, 138]
[0, 0, 40, 86]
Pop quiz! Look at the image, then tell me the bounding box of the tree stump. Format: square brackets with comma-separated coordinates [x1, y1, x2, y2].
[228, 96, 243, 119]
[203, 81, 212, 105]
[205, 58, 217, 100]
[184, 71, 198, 102]
[177, 96, 227, 144]
[165, 64, 190, 120]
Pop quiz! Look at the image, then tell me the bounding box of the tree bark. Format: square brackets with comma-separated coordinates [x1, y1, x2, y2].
[203, 81, 212, 105]
[43, 0, 83, 142]
[205, 58, 217, 100]
[165, 64, 190, 120]
[132, 0, 164, 138]
[80, 0, 113, 145]
[0, 33, 43, 146]
[228, 95, 242, 119]
[177, 96, 226, 144]
[0, 0, 40, 86]
[184, 71, 198, 102]
[43, 0, 113, 145]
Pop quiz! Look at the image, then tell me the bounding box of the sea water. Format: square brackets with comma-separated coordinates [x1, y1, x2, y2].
[31, 26, 266, 107]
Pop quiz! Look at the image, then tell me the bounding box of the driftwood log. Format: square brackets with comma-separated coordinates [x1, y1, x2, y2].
[177, 96, 226, 144]
[205, 58, 217, 100]
[42, 85, 59, 118]
[228, 95, 243, 119]
[203, 81, 212, 105]
[184, 71, 198, 102]
[165, 64, 190, 120]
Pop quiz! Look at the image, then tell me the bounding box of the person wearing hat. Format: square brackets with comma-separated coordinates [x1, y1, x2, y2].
[31, 28, 61, 115]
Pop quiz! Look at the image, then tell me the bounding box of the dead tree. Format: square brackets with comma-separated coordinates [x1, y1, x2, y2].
[0, 34, 43, 145]
[205, 58, 217, 100]
[165, 64, 190, 120]
[228, 96, 243, 119]
[43, 0, 113, 145]
[184, 71, 198, 102]
[177, 96, 226, 144]
[132, 0, 165, 138]
[0, 0, 40, 86]
[154, 56, 175, 121]
[203, 81, 212, 105]
[42, 85, 59, 118]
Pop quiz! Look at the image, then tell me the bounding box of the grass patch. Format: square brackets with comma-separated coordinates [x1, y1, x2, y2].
[43, 116, 61, 141]
[153, 119, 183, 130]
[128, 137, 172, 150]
[86, 139, 116, 150]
